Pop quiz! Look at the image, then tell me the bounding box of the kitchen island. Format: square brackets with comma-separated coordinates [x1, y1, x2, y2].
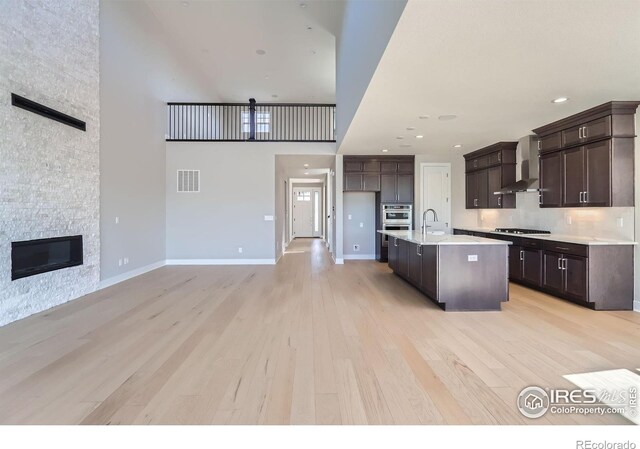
[379, 230, 511, 311]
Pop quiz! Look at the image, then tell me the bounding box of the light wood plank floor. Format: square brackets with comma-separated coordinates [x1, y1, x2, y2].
[0, 238, 638, 424]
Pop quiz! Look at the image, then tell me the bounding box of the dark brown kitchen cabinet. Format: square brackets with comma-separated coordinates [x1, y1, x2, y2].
[408, 242, 422, 286]
[508, 245, 523, 281]
[343, 156, 414, 202]
[533, 101, 638, 208]
[464, 142, 517, 210]
[539, 151, 563, 207]
[543, 251, 588, 303]
[521, 248, 543, 287]
[344, 173, 363, 191]
[562, 146, 585, 207]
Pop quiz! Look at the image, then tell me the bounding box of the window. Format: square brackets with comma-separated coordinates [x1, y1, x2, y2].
[296, 191, 311, 201]
[241, 111, 270, 134]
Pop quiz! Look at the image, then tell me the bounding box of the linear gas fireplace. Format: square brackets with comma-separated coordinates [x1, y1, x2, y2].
[11, 236, 83, 280]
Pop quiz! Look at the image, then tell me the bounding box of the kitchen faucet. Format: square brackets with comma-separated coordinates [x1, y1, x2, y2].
[422, 208, 438, 235]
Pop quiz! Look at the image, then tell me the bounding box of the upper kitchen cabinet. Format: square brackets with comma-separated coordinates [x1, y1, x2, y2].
[343, 156, 415, 203]
[464, 142, 517, 209]
[533, 101, 639, 208]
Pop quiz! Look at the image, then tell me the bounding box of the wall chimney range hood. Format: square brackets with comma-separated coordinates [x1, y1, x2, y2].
[494, 135, 540, 194]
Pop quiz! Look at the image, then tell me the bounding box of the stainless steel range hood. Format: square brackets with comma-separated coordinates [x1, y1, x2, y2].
[494, 135, 540, 194]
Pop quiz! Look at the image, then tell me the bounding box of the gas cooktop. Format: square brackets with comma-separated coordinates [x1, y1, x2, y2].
[494, 228, 551, 235]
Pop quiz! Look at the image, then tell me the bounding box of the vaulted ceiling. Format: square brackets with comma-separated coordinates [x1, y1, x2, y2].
[146, 0, 345, 103]
[339, 0, 640, 154]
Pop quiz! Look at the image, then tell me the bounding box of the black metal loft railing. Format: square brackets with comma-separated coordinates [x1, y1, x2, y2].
[166, 98, 336, 142]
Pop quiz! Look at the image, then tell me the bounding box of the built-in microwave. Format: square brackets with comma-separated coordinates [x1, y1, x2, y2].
[382, 204, 412, 224]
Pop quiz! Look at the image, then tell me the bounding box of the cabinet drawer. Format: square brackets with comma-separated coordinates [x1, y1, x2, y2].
[539, 132, 561, 153]
[543, 241, 588, 257]
[344, 161, 363, 172]
[521, 238, 543, 250]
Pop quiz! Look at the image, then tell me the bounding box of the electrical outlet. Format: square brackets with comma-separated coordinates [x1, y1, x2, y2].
[124, 257, 129, 265]
[118, 259, 122, 267]
[467, 255, 478, 262]
[348, 214, 352, 220]
[115, 216, 119, 224]
[353, 244, 360, 251]
[566, 215, 572, 225]
[617, 217, 624, 228]
[238, 247, 243, 254]
[359, 222, 364, 228]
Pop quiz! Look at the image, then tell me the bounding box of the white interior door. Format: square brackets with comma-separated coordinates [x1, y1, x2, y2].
[293, 188, 313, 237]
[420, 164, 451, 231]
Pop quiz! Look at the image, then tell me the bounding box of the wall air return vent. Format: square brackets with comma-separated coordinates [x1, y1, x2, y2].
[177, 170, 200, 193]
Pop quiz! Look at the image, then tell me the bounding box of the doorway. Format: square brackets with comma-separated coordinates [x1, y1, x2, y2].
[419, 163, 451, 231]
[292, 187, 323, 238]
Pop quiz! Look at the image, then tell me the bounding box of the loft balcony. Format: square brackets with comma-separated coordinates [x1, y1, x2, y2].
[166, 98, 336, 142]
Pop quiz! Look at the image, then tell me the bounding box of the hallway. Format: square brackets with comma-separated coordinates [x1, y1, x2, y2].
[0, 238, 638, 424]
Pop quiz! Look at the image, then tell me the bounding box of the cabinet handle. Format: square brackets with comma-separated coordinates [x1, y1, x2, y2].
[417, 245, 422, 256]
[562, 258, 567, 270]
[520, 250, 524, 261]
[556, 247, 570, 251]
[583, 126, 588, 138]
[579, 192, 583, 203]
[394, 237, 398, 247]
[583, 191, 588, 203]
[539, 193, 543, 205]
[578, 127, 583, 139]
[538, 141, 541, 151]
[557, 258, 562, 270]
[497, 196, 501, 207]
[498, 153, 501, 162]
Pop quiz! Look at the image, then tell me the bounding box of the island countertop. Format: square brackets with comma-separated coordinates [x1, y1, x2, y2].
[453, 227, 637, 246]
[378, 230, 512, 246]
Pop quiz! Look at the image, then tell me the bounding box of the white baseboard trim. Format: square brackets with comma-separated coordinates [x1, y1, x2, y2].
[343, 254, 376, 260]
[99, 260, 166, 290]
[634, 300, 640, 312]
[166, 259, 276, 265]
[335, 258, 344, 265]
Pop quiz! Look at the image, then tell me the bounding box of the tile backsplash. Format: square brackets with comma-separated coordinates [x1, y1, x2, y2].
[473, 193, 635, 240]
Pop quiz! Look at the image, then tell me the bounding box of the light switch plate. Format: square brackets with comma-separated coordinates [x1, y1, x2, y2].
[617, 217, 624, 228]
[264, 215, 274, 221]
[359, 222, 364, 228]
[348, 214, 352, 220]
[467, 255, 478, 262]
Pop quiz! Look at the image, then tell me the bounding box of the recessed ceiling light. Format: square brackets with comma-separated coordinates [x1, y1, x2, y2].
[406, 126, 415, 131]
[453, 144, 463, 148]
[271, 94, 278, 98]
[256, 49, 266, 55]
[307, 26, 313, 30]
[438, 114, 457, 121]
[399, 144, 411, 148]
[299, 2, 307, 7]
[381, 149, 389, 153]
[310, 50, 316, 55]
[396, 136, 404, 140]
[181, 1, 189, 6]
[419, 115, 429, 119]
[416, 135, 424, 139]
[304, 172, 309, 175]
[304, 164, 309, 168]
[264, 75, 269, 79]
[552, 97, 569, 103]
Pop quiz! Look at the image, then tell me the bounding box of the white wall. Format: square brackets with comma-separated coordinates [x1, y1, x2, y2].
[99, 0, 213, 285]
[166, 142, 335, 262]
[0, 0, 100, 326]
[343, 192, 376, 258]
[335, 0, 407, 148]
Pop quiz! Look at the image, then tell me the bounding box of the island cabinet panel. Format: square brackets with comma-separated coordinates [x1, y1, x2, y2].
[397, 239, 409, 279]
[407, 242, 422, 287]
[533, 101, 639, 208]
[388, 237, 399, 272]
[563, 255, 588, 302]
[464, 142, 517, 209]
[420, 245, 438, 300]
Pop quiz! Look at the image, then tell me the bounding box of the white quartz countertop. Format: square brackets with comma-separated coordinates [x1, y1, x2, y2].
[378, 230, 511, 246]
[455, 227, 637, 246]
